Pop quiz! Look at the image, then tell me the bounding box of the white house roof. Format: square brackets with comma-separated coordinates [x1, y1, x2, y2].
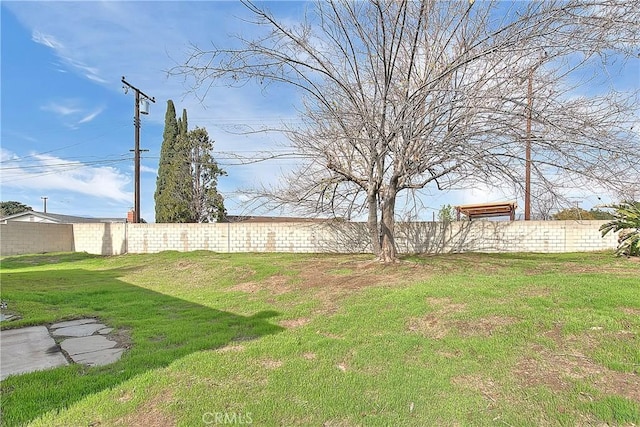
[0, 210, 126, 224]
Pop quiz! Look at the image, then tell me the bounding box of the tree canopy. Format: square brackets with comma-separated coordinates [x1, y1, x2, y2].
[155, 101, 226, 223]
[0, 201, 32, 217]
[172, 0, 639, 261]
[552, 208, 615, 221]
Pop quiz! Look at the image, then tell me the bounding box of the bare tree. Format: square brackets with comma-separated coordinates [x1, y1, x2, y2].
[171, 0, 639, 262]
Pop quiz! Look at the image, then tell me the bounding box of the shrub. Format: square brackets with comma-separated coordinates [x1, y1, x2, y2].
[600, 201, 640, 256]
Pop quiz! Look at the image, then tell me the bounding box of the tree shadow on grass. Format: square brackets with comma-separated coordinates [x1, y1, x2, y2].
[0, 260, 283, 426]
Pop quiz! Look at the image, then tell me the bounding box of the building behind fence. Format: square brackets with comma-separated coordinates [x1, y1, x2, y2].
[0, 220, 616, 257]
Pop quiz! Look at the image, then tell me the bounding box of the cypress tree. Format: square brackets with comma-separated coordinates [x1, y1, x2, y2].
[180, 109, 188, 137]
[155, 102, 225, 223]
[154, 100, 180, 222]
[173, 108, 194, 222]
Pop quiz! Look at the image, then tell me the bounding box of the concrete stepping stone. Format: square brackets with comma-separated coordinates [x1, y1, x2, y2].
[1, 319, 126, 379]
[60, 335, 117, 356]
[50, 318, 97, 329]
[0, 313, 16, 322]
[52, 323, 106, 337]
[72, 348, 125, 367]
[0, 326, 68, 380]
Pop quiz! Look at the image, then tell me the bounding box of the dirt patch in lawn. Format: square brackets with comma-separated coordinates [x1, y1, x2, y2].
[216, 344, 245, 353]
[514, 328, 640, 402]
[408, 298, 470, 339]
[408, 313, 516, 339]
[425, 297, 467, 311]
[297, 259, 437, 313]
[298, 258, 434, 294]
[539, 261, 640, 277]
[518, 286, 554, 298]
[455, 315, 518, 337]
[407, 298, 466, 339]
[619, 306, 640, 316]
[231, 275, 291, 295]
[114, 390, 176, 427]
[232, 258, 433, 301]
[228, 257, 462, 317]
[280, 317, 311, 328]
[452, 374, 501, 404]
[109, 328, 133, 350]
[260, 359, 283, 369]
[407, 313, 450, 339]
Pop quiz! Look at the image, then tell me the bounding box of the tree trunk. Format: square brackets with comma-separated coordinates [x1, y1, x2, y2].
[367, 189, 381, 257]
[379, 184, 398, 263]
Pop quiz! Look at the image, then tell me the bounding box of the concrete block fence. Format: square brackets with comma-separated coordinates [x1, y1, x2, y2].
[1, 220, 617, 257]
[0, 222, 74, 256]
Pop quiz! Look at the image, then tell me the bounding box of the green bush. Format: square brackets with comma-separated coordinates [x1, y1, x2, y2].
[600, 201, 640, 256]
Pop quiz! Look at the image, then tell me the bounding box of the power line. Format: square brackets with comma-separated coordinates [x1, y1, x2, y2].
[0, 156, 133, 171]
[0, 158, 132, 184]
[2, 123, 130, 164]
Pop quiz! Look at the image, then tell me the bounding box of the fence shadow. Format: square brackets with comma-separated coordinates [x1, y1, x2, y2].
[0, 258, 283, 425]
[396, 221, 473, 254]
[317, 221, 495, 255]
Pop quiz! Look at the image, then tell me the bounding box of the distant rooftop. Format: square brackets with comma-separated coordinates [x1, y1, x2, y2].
[1, 210, 126, 224]
[224, 215, 329, 223]
[455, 201, 518, 221]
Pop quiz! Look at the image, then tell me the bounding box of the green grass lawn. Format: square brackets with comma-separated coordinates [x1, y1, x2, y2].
[0, 251, 638, 426]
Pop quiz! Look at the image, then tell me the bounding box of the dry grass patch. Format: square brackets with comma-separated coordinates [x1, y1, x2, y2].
[519, 286, 554, 298]
[260, 359, 283, 369]
[407, 297, 467, 339]
[215, 344, 245, 353]
[620, 307, 640, 316]
[231, 275, 291, 295]
[451, 374, 501, 404]
[514, 343, 640, 402]
[279, 317, 311, 328]
[322, 418, 356, 427]
[455, 315, 519, 337]
[114, 390, 176, 427]
[407, 314, 450, 339]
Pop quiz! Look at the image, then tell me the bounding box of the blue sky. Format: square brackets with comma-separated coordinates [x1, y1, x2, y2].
[1, 1, 303, 221]
[1, 1, 638, 221]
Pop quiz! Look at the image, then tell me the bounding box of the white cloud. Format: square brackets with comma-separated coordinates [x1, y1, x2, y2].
[140, 165, 157, 174]
[1, 147, 19, 162]
[31, 30, 63, 49]
[78, 108, 104, 124]
[41, 101, 81, 116]
[1, 151, 132, 203]
[40, 100, 105, 127]
[63, 56, 107, 84]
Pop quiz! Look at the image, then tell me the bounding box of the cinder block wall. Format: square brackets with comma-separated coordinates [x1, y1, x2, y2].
[73, 223, 127, 255]
[121, 220, 617, 255]
[0, 220, 618, 256]
[394, 220, 616, 254]
[0, 222, 74, 256]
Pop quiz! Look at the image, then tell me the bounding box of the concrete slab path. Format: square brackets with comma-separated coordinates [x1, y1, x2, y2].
[0, 318, 125, 380]
[51, 323, 106, 338]
[0, 326, 69, 380]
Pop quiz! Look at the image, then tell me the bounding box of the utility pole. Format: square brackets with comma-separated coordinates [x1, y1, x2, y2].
[121, 76, 155, 223]
[41, 196, 48, 213]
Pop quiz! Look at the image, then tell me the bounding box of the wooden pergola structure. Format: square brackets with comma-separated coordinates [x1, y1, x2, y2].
[455, 201, 518, 221]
